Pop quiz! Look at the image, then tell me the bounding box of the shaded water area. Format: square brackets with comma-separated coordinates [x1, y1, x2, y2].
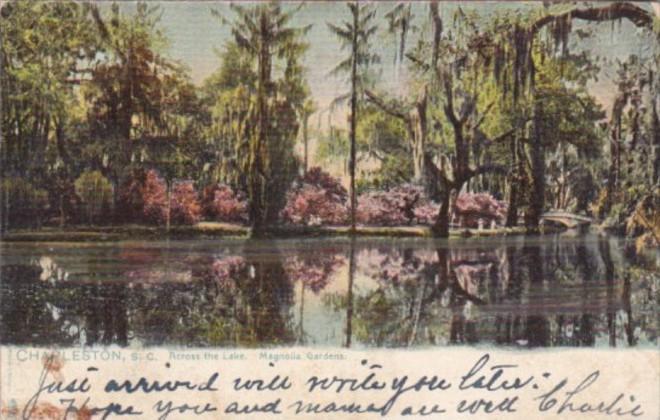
[0, 234, 657, 349]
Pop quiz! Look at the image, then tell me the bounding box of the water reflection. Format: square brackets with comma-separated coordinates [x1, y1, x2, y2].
[0, 235, 656, 348]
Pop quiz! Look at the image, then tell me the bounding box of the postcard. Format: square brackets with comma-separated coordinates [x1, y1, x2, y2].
[1, 1, 658, 419]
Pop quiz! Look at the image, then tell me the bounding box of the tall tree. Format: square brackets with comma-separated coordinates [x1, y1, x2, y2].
[1, 1, 98, 229]
[328, 2, 380, 231]
[484, 2, 656, 228]
[369, 2, 516, 237]
[216, 2, 311, 237]
[86, 2, 179, 220]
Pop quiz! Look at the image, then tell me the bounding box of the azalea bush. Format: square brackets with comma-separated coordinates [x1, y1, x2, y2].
[170, 180, 202, 225]
[281, 167, 348, 226]
[201, 183, 248, 223]
[118, 170, 202, 225]
[118, 169, 168, 225]
[356, 187, 507, 228]
[357, 184, 424, 226]
[413, 201, 440, 225]
[454, 192, 507, 228]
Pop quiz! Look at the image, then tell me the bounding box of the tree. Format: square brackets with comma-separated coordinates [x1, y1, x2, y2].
[299, 99, 317, 173]
[74, 170, 113, 224]
[368, 2, 516, 236]
[86, 2, 183, 222]
[215, 2, 311, 236]
[1, 1, 98, 229]
[482, 2, 656, 228]
[328, 2, 380, 231]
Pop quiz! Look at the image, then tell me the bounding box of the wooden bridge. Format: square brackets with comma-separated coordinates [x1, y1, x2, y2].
[541, 211, 593, 229]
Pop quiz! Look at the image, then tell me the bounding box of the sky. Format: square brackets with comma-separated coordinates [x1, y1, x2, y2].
[124, 1, 656, 125]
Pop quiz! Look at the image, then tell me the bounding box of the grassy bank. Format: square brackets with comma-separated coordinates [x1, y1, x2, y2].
[0, 222, 536, 242]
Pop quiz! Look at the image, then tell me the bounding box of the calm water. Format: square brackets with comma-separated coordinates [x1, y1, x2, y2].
[0, 234, 657, 349]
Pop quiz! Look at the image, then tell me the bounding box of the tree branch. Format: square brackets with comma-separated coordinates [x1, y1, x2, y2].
[531, 2, 654, 35]
[487, 128, 516, 145]
[473, 101, 495, 129]
[364, 89, 410, 122]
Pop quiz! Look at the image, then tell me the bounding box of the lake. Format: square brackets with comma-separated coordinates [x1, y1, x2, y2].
[0, 233, 657, 349]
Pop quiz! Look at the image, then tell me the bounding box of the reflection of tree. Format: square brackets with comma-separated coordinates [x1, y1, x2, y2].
[599, 237, 617, 347]
[218, 244, 346, 345]
[148, 244, 296, 347]
[322, 235, 658, 349]
[2, 237, 655, 349]
[284, 247, 344, 293]
[524, 244, 550, 347]
[345, 238, 355, 348]
[83, 283, 129, 346]
[324, 244, 493, 347]
[0, 264, 73, 345]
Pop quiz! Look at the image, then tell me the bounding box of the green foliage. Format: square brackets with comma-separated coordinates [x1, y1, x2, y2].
[1, 177, 49, 228]
[74, 171, 113, 224]
[208, 2, 311, 230]
[1, 1, 97, 179]
[0, 0, 657, 242]
[356, 106, 412, 189]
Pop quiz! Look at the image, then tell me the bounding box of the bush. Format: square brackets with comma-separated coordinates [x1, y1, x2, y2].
[413, 201, 440, 225]
[357, 191, 406, 226]
[1, 177, 49, 229]
[202, 183, 248, 223]
[74, 170, 113, 224]
[170, 181, 202, 225]
[357, 184, 424, 226]
[454, 192, 507, 228]
[281, 167, 348, 226]
[118, 169, 167, 225]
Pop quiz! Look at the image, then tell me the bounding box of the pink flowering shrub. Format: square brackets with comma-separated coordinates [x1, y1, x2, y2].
[454, 192, 507, 227]
[413, 201, 440, 225]
[119, 171, 203, 225]
[281, 167, 348, 226]
[170, 181, 202, 225]
[355, 188, 507, 228]
[357, 184, 424, 226]
[118, 169, 167, 224]
[202, 184, 248, 223]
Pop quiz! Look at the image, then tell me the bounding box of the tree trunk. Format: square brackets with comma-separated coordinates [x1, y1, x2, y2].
[303, 114, 309, 173]
[602, 92, 628, 219]
[2, 185, 9, 233]
[506, 134, 519, 227]
[506, 181, 519, 227]
[59, 194, 65, 229]
[248, 10, 272, 238]
[432, 187, 456, 237]
[349, 7, 359, 232]
[652, 96, 660, 184]
[166, 181, 171, 232]
[527, 106, 544, 230]
[410, 92, 427, 185]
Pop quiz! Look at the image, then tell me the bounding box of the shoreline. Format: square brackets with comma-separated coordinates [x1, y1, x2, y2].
[0, 223, 557, 242]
